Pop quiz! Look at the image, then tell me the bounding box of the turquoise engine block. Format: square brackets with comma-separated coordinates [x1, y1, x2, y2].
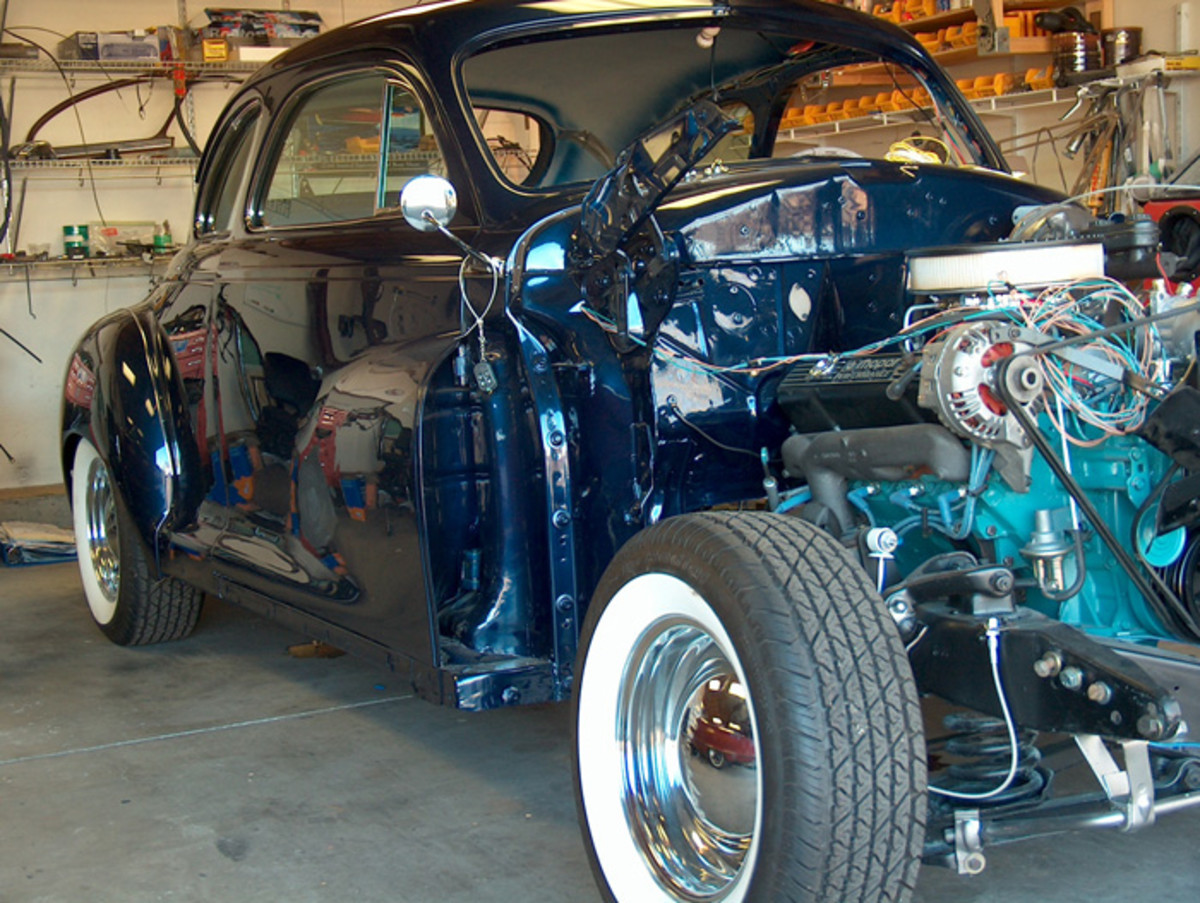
[857, 419, 1181, 640]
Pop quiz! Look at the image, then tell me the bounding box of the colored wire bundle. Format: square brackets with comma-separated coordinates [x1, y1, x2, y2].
[1016, 278, 1166, 445]
[577, 275, 1171, 453]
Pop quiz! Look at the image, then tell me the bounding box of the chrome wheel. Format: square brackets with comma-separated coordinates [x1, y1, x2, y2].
[70, 438, 204, 644]
[621, 614, 758, 897]
[577, 572, 762, 903]
[85, 456, 121, 604]
[72, 440, 121, 626]
[576, 513, 926, 903]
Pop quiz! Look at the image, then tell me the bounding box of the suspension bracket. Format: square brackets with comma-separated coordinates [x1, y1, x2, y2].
[952, 809, 987, 875]
[1075, 735, 1156, 831]
[908, 602, 1183, 741]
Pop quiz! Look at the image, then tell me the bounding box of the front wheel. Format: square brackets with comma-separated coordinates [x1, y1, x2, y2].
[573, 511, 925, 903]
[71, 439, 203, 645]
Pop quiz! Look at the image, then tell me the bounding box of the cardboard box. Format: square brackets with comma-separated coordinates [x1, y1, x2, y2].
[202, 37, 229, 63]
[58, 31, 160, 62]
[202, 8, 323, 42]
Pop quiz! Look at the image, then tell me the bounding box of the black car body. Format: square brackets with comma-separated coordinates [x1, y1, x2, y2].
[61, 2, 1200, 901]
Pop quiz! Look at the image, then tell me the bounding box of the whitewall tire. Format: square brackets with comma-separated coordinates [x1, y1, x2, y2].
[71, 438, 203, 645]
[573, 511, 926, 903]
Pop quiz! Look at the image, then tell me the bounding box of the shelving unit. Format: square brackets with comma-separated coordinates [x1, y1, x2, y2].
[0, 58, 260, 78]
[831, 39, 1050, 86]
[777, 85, 1077, 142]
[8, 158, 199, 185]
[782, 0, 1123, 150]
[0, 53, 248, 273]
[889, 0, 1075, 34]
[0, 255, 171, 284]
[781, 67, 1193, 144]
[280, 150, 444, 173]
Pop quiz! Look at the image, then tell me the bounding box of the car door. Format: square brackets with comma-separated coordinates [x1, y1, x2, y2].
[196, 66, 472, 659]
[155, 99, 263, 512]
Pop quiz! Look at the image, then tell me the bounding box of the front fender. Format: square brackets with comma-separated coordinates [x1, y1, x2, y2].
[62, 303, 204, 550]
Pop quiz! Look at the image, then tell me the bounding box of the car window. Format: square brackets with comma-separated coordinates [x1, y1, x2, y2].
[195, 104, 260, 236]
[381, 83, 449, 206]
[694, 101, 753, 166]
[768, 63, 967, 165]
[473, 107, 546, 186]
[258, 74, 446, 228]
[462, 24, 995, 190]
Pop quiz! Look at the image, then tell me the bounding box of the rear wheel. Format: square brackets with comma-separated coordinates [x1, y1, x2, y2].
[573, 511, 925, 902]
[71, 439, 203, 645]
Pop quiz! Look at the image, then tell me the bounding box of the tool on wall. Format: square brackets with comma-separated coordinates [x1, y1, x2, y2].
[999, 72, 1175, 215]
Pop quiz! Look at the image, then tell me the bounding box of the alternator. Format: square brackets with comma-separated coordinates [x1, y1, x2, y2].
[917, 320, 1044, 490]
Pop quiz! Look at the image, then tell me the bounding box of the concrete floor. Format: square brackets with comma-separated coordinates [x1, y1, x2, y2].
[2, 558, 1199, 902]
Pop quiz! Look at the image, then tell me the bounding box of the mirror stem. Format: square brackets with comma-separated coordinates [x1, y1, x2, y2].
[422, 212, 505, 274]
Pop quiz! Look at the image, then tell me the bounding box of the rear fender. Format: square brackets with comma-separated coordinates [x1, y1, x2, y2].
[62, 305, 204, 552]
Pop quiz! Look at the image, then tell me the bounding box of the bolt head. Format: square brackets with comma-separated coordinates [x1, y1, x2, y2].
[1033, 651, 1063, 679]
[1137, 714, 1165, 740]
[1086, 681, 1113, 705]
[1060, 666, 1084, 690]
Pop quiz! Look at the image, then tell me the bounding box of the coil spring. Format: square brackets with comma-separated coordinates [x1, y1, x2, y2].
[930, 712, 1046, 807]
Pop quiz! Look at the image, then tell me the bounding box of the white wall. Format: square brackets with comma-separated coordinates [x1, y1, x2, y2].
[1118, 0, 1200, 154]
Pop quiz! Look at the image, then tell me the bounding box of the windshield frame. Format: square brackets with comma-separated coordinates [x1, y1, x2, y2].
[451, 6, 1007, 195]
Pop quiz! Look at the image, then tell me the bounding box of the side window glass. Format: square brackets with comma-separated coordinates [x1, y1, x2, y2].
[196, 105, 260, 235]
[261, 74, 387, 227]
[473, 107, 544, 186]
[381, 84, 447, 207]
[259, 75, 447, 228]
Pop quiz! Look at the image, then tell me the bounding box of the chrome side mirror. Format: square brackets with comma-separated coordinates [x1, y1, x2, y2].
[400, 174, 458, 232]
[399, 174, 504, 274]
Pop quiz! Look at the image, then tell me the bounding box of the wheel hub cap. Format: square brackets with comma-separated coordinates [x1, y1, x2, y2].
[85, 457, 120, 603]
[619, 619, 759, 898]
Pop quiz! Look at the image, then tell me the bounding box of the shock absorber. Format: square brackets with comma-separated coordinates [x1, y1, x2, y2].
[930, 712, 1047, 808]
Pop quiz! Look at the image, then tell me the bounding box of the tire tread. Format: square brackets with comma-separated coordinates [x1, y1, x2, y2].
[73, 439, 203, 647]
[116, 530, 204, 645]
[578, 511, 924, 903]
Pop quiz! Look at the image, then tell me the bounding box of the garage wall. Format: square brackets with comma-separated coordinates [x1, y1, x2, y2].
[1116, 0, 1200, 154]
[0, 1, 410, 491]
